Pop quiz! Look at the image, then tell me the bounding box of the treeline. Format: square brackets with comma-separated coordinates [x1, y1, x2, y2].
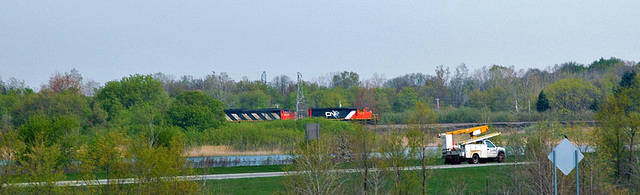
[2, 57, 638, 125]
[123, 57, 640, 124]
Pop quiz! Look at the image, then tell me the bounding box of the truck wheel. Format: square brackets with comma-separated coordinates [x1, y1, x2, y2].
[469, 154, 480, 164]
[497, 152, 505, 163]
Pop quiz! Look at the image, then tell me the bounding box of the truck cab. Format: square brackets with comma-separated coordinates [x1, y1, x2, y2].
[460, 139, 506, 164]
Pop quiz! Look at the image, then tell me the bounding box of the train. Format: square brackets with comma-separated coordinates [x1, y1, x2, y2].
[224, 107, 375, 122]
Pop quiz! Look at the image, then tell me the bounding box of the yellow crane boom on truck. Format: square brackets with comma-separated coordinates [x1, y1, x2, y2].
[438, 126, 505, 164]
[439, 125, 489, 138]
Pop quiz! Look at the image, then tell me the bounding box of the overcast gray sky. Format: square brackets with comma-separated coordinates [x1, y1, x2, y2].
[1, 1, 639, 89]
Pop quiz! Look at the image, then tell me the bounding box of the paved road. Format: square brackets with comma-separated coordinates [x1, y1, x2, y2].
[4, 162, 531, 187]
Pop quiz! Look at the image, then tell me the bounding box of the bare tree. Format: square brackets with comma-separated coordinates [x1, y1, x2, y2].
[204, 72, 236, 107]
[348, 125, 378, 194]
[380, 130, 416, 194]
[364, 73, 387, 88]
[283, 136, 345, 194]
[406, 101, 437, 195]
[450, 63, 470, 107]
[82, 79, 100, 97]
[270, 75, 293, 96]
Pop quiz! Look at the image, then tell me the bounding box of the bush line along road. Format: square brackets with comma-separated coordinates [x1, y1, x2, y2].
[4, 162, 530, 187]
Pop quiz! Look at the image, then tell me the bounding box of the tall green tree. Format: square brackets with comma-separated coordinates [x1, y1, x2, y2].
[588, 57, 623, 71]
[332, 71, 360, 89]
[95, 74, 168, 119]
[617, 70, 636, 91]
[0, 126, 24, 194]
[9, 90, 89, 127]
[167, 90, 225, 131]
[129, 135, 199, 194]
[17, 114, 82, 170]
[393, 87, 418, 111]
[485, 87, 510, 111]
[236, 89, 269, 109]
[76, 130, 131, 193]
[596, 70, 640, 191]
[546, 78, 600, 111]
[309, 89, 348, 108]
[536, 90, 550, 112]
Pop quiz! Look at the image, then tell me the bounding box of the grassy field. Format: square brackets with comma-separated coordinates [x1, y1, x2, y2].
[60, 165, 286, 181]
[13, 159, 513, 194]
[198, 177, 286, 195]
[198, 163, 510, 194]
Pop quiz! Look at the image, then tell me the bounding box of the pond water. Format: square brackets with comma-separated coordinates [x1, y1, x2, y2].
[187, 154, 293, 168]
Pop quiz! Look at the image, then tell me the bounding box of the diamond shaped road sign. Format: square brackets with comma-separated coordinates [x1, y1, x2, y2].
[548, 138, 584, 175]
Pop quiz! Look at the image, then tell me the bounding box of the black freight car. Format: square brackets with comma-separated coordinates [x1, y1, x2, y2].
[224, 108, 295, 122]
[308, 107, 359, 120]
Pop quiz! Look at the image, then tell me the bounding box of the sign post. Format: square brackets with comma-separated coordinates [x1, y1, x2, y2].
[548, 138, 583, 195]
[575, 150, 579, 195]
[553, 150, 557, 195]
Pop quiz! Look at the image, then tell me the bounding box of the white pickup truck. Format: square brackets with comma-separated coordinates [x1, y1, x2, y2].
[441, 132, 506, 164]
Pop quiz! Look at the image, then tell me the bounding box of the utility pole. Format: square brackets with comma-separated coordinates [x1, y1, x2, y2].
[296, 72, 306, 119]
[435, 98, 440, 112]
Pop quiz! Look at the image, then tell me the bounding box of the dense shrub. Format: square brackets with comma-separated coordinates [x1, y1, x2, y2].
[186, 118, 358, 151]
[436, 107, 483, 123]
[379, 110, 414, 124]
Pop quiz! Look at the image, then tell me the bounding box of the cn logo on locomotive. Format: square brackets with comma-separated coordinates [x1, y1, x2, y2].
[325, 111, 340, 118]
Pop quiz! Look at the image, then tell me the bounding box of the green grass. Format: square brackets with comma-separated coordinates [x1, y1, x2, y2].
[60, 165, 286, 181]
[427, 166, 503, 194]
[61, 165, 505, 194]
[10, 160, 514, 194]
[14, 156, 521, 195]
[198, 177, 285, 195]
[200, 163, 513, 194]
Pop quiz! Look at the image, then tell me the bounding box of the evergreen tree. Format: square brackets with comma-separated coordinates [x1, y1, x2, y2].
[536, 90, 550, 112]
[617, 70, 636, 92]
